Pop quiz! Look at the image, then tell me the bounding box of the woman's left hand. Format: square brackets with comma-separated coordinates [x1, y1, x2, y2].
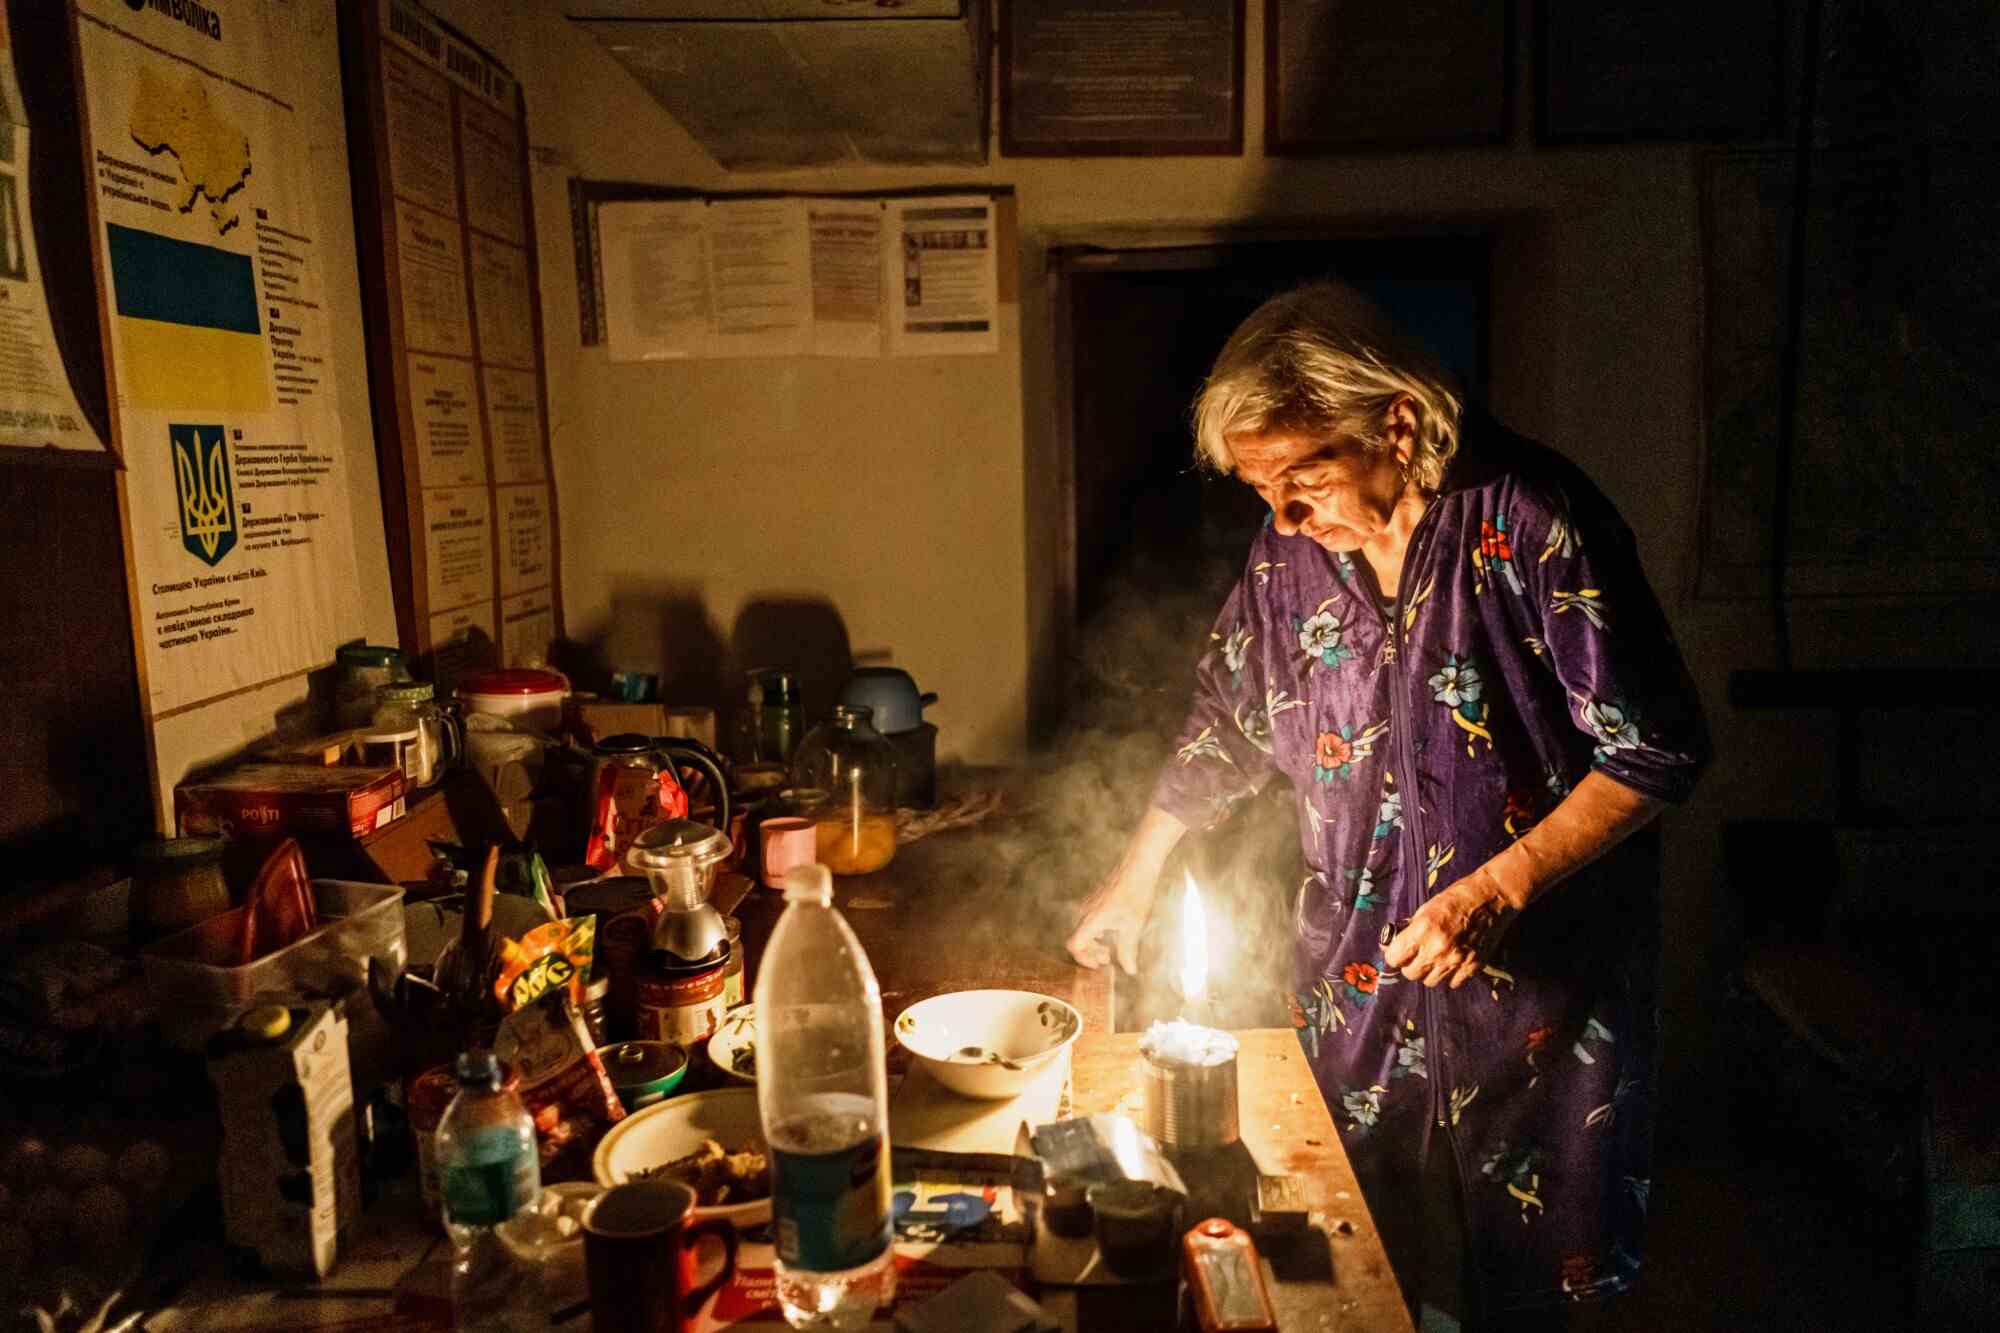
[1383, 875, 1518, 988]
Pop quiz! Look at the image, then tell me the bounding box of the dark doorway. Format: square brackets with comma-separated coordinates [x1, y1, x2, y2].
[1050, 234, 1491, 720]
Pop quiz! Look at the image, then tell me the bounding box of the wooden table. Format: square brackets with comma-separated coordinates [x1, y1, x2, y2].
[725, 825, 1115, 1055]
[1047, 1030, 1414, 1333]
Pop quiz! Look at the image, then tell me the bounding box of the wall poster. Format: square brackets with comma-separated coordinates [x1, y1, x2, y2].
[1001, 0, 1244, 156]
[342, 0, 561, 680]
[75, 0, 362, 717]
[1, 5, 104, 454]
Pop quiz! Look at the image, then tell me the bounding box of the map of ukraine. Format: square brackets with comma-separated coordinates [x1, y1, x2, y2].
[128, 65, 251, 235]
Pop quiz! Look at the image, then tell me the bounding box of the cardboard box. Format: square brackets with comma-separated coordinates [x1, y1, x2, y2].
[176, 764, 407, 841]
[209, 1003, 361, 1278]
[565, 697, 667, 746]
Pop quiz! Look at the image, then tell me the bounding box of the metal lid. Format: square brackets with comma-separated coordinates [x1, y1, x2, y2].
[379, 682, 435, 703]
[626, 819, 732, 867]
[593, 732, 656, 755]
[459, 668, 567, 696]
[337, 643, 403, 668]
[136, 836, 226, 865]
[601, 1040, 687, 1090]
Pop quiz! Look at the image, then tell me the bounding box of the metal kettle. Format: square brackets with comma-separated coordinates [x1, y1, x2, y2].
[583, 734, 730, 873]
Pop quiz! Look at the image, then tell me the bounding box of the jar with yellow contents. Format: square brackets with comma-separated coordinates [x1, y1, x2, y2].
[790, 704, 900, 875]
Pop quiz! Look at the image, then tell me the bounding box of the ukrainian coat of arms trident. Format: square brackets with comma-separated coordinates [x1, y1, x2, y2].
[171, 424, 236, 567]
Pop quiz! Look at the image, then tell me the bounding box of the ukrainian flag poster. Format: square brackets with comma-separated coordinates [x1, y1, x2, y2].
[78, 0, 364, 723]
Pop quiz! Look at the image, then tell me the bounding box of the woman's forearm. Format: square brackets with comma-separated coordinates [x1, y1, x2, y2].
[1472, 770, 1666, 911]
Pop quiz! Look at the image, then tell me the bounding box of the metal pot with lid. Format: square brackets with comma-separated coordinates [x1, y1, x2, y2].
[626, 818, 733, 963]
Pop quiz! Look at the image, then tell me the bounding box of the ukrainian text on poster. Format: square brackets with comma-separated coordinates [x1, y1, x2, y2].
[78, 0, 359, 715]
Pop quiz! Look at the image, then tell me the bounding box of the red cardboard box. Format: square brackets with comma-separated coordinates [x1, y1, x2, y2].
[175, 764, 408, 841]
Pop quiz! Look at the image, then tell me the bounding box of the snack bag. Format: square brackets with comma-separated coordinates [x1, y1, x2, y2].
[493, 915, 597, 1012]
[494, 989, 625, 1180]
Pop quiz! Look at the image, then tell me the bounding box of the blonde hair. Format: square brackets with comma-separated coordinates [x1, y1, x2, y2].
[1192, 281, 1464, 491]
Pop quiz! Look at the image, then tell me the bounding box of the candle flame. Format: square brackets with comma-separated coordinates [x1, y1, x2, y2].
[1180, 870, 1207, 1009]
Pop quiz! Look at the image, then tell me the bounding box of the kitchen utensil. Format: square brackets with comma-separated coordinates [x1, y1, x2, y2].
[600, 1039, 690, 1109]
[583, 1179, 739, 1333]
[585, 736, 730, 874]
[837, 667, 938, 735]
[757, 816, 816, 890]
[457, 667, 569, 734]
[893, 990, 1083, 1100]
[591, 1087, 771, 1229]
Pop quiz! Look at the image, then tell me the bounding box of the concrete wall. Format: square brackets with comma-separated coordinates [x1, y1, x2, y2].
[436, 1, 2000, 1126]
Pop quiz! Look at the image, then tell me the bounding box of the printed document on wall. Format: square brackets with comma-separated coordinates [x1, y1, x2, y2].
[706, 197, 809, 358]
[885, 195, 997, 356]
[808, 200, 884, 358]
[0, 10, 104, 452]
[77, 0, 360, 715]
[601, 199, 710, 361]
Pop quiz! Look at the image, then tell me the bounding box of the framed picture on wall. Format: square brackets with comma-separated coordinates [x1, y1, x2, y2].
[1538, 0, 1787, 144]
[1266, 0, 1509, 153]
[1001, 0, 1244, 156]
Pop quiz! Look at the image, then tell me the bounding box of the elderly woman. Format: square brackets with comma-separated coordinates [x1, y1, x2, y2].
[1067, 282, 1709, 1329]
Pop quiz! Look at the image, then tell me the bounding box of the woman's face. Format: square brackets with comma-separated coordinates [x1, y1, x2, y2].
[1229, 426, 1407, 553]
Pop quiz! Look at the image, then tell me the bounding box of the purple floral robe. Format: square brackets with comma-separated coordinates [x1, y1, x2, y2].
[1152, 415, 1709, 1312]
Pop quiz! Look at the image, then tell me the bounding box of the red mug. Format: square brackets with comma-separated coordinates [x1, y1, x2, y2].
[583, 1179, 739, 1333]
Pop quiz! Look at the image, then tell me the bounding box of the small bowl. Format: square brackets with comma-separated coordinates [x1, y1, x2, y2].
[707, 1004, 757, 1085]
[600, 1040, 689, 1109]
[591, 1087, 769, 1230]
[893, 989, 1082, 1100]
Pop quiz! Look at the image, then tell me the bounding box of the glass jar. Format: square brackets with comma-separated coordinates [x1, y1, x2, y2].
[373, 682, 460, 787]
[790, 705, 899, 875]
[130, 836, 230, 946]
[334, 643, 409, 729]
[738, 668, 802, 767]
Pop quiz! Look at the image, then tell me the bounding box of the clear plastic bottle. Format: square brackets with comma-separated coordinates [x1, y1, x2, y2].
[435, 1050, 541, 1331]
[755, 864, 896, 1329]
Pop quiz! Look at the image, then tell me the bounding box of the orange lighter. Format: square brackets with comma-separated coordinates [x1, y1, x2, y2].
[1182, 1216, 1278, 1332]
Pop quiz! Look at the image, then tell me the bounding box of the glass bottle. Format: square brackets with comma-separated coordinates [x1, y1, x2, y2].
[742, 669, 803, 766]
[790, 706, 899, 876]
[335, 643, 409, 729]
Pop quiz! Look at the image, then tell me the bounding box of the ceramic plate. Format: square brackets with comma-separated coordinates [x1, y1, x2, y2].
[591, 1086, 769, 1228]
[707, 1003, 757, 1084]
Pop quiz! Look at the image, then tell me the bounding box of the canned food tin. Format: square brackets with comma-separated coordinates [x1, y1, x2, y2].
[633, 948, 729, 1049]
[599, 1039, 689, 1109]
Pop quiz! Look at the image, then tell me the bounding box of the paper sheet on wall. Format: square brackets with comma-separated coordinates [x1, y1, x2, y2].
[422, 484, 492, 614]
[409, 354, 485, 487]
[601, 199, 709, 361]
[500, 589, 554, 668]
[886, 195, 998, 356]
[706, 197, 810, 358]
[77, 0, 360, 716]
[0, 11, 105, 453]
[808, 199, 885, 358]
[497, 481, 551, 598]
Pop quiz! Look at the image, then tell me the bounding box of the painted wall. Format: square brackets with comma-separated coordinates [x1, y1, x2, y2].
[147, 5, 398, 819]
[438, 2, 2000, 1127]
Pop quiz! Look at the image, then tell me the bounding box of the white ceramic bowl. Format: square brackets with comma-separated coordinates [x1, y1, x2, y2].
[707, 1004, 757, 1085]
[591, 1087, 769, 1229]
[893, 989, 1083, 1100]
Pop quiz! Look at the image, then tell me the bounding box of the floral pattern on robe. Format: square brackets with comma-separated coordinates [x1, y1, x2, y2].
[1153, 417, 1710, 1313]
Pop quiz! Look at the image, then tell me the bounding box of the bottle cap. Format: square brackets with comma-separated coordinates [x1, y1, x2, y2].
[782, 864, 834, 906]
[454, 1048, 503, 1089]
[239, 1005, 292, 1041]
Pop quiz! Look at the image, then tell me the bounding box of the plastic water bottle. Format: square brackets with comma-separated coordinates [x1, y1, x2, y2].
[756, 864, 897, 1329]
[435, 1049, 541, 1331]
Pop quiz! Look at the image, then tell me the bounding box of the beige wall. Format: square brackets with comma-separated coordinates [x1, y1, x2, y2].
[439, 2, 2000, 1120]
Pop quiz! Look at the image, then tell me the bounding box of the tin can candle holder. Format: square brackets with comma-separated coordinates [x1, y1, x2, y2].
[1138, 1020, 1240, 1149]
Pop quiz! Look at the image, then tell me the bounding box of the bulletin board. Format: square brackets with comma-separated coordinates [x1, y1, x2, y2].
[340, 0, 561, 687]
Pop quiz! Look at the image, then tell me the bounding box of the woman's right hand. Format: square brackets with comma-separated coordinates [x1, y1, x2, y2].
[1065, 808, 1187, 973]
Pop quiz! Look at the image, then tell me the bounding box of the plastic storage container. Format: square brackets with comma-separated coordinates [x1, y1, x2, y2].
[141, 880, 406, 1086]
